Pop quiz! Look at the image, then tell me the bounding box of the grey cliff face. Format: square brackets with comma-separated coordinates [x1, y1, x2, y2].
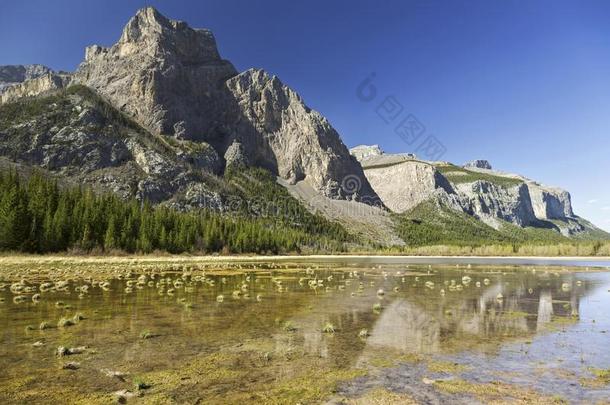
[223, 69, 377, 200]
[1, 72, 71, 104]
[74, 7, 237, 140]
[362, 160, 453, 213]
[454, 181, 538, 227]
[0, 64, 52, 93]
[72, 7, 377, 202]
[350, 144, 383, 161]
[526, 182, 574, 220]
[352, 145, 595, 234]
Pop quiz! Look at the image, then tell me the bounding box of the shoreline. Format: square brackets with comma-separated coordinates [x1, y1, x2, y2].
[1, 254, 609, 267]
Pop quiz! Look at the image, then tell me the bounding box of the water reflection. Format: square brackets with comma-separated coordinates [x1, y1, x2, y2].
[0, 263, 608, 403]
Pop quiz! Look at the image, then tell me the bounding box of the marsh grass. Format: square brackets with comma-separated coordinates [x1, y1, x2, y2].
[346, 388, 418, 404]
[427, 360, 469, 374]
[140, 330, 157, 339]
[282, 321, 297, 332]
[134, 378, 151, 391]
[433, 379, 567, 404]
[322, 322, 336, 334]
[580, 368, 610, 388]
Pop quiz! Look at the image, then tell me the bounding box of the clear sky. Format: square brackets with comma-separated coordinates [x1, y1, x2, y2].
[1, 0, 609, 231]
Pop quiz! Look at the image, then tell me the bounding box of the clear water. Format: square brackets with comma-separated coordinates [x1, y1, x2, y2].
[0, 260, 608, 403]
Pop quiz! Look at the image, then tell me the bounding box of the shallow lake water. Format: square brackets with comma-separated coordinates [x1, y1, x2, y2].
[1, 259, 609, 404]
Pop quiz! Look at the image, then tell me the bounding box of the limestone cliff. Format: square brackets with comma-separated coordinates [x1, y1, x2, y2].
[351, 146, 603, 237]
[1, 72, 71, 104]
[70, 7, 376, 201]
[0, 64, 52, 93]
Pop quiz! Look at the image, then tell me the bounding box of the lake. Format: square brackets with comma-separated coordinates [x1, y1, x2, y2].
[1, 257, 609, 403]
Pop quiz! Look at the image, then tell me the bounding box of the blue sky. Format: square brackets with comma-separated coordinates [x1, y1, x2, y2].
[1, 0, 609, 231]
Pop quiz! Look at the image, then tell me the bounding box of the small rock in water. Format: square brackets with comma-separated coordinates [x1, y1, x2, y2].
[102, 369, 128, 381]
[422, 377, 435, 385]
[62, 362, 80, 370]
[57, 346, 87, 356]
[32, 341, 45, 347]
[114, 389, 136, 403]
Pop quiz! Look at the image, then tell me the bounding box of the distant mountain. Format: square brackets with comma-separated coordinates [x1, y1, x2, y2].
[0, 64, 52, 93]
[350, 145, 608, 239]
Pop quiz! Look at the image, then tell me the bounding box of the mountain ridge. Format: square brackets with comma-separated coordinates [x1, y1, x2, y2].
[350, 144, 606, 239]
[0, 7, 607, 249]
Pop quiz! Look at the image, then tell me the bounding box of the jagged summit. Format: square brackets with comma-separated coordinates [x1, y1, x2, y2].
[114, 7, 221, 63]
[0, 7, 378, 203]
[75, 7, 237, 140]
[465, 159, 492, 170]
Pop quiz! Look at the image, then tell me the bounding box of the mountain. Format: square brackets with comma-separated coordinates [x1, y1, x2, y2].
[350, 145, 608, 239]
[0, 7, 377, 204]
[0, 64, 52, 92]
[0, 7, 607, 252]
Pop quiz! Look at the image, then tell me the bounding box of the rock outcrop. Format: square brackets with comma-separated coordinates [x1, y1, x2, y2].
[464, 159, 492, 170]
[223, 69, 376, 199]
[73, 7, 237, 141]
[526, 182, 574, 220]
[350, 144, 383, 161]
[362, 160, 453, 213]
[453, 181, 537, 227]
[0, 64, 52, 92]
[1, 72, 71, 104]
[351, 146, 600, 236]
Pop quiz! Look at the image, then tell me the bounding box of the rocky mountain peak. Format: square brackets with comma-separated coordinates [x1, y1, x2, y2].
[350, 145, 383, 161]
[115, 7, 221, 63]
[2, 8, 379, 203]
[465, 159, 492, 170]
[75, 7, 237, 139]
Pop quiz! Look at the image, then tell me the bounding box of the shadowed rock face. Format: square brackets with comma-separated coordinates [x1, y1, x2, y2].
[464, 159, 492, 170]
[454, 180, 538, 227]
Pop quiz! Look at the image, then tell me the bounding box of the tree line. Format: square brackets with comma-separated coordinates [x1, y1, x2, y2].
[0, 170, 348, 254]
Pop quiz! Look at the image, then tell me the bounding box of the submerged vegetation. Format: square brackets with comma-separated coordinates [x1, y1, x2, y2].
[0, 259, 608, 403]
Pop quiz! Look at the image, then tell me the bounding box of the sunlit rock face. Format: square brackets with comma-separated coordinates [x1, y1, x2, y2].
[361, 160, 455, 213]
[71, 7, 378, 202]
[351, 145, 603, 236]
[526, 182, 574, 220]
[0, 64, 52, 93]
[0, 72, 71, 104]
[74, 7, 237, 140]
[224, 68, 378, 199]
